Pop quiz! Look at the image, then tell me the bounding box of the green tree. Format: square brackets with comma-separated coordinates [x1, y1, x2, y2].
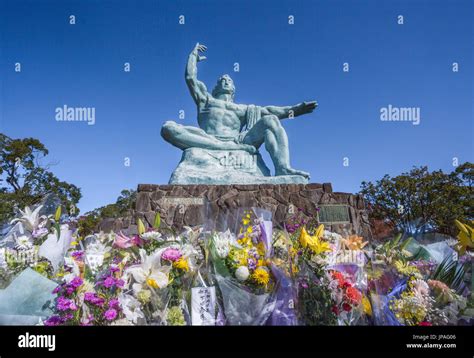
[0, 134, 82, 225]
[360, 163, 473, 236]
[77, 189, 136, 237]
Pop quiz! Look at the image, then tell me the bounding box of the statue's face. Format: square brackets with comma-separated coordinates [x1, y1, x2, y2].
[213, 74, 235, 98]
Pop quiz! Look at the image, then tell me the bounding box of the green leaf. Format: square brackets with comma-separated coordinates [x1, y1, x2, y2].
[137, 218, 146, 235]
[400, 237, 413, 251]
[153, 212, 161, 230]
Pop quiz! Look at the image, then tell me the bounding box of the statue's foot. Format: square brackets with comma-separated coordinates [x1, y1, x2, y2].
[276, 167, 310, 179]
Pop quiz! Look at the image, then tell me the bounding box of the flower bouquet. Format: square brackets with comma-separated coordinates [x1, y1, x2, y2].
[207, 208, 279, 325]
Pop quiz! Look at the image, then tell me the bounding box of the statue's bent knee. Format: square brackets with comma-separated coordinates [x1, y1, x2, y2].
[161, 121, 180, 140]
[261, 115, 281, 131]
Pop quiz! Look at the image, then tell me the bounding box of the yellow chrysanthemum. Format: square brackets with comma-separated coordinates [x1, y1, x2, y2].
[173, 258, 190, 272]
[394, 260, 421, 278]
[229, 248, 248, 267]
[251, 267, 270, 286]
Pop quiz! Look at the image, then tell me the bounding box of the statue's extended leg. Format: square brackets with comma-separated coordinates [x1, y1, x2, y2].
[243, 115, 310, 179]
[161, 121, 255, 153]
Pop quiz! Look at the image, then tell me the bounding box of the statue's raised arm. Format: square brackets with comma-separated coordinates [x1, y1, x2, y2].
[185, 43, 209, 105]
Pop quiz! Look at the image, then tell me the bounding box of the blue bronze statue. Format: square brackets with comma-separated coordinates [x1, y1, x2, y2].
[161, 43, 318, 185]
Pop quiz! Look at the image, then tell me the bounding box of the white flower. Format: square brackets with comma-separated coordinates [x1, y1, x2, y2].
[125, 249, 170, 294]
[14, 235, 33, 251]
[235, 266, 250, 281]
[140, 231, 163, 241]
[323, 230, 342, 243]
[119, 293, 146, 324]
[180, 243, 201, 271]
[213, 230, 233, 258]
[412, 279, 430, 301]
[10, 205, 47, 233]
[85, 241, 112, 272]
[63, 256, 80, 283]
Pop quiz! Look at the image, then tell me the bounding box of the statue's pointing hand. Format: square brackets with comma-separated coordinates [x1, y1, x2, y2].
[194, 43, 207, 62]
[295, 101, 318, 116]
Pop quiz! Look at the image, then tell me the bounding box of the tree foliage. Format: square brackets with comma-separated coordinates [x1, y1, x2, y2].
[360, 163, 473, 236]
[77, 189, 136, 237]
[0, 134, 82, 225]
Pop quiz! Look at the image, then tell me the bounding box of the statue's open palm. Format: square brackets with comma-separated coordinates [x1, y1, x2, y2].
[194, 43, 207, 62]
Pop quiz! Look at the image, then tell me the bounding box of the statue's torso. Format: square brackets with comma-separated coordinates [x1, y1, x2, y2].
[198, 97, 247, 138]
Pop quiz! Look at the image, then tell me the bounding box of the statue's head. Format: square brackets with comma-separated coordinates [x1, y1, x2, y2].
[212, 74, 235, 100]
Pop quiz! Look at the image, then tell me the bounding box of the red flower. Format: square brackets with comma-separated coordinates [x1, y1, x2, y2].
[346, 286, 362, 305]
[331, 305, 340, 315]
[342, 303, 352, 312]
[332, 271, 345, 287]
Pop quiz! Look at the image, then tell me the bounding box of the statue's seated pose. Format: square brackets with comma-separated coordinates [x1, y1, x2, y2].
[161, 43, 317, 181]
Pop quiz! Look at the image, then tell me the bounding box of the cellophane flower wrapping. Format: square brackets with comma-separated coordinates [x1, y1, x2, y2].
[205, 207, 281, 325]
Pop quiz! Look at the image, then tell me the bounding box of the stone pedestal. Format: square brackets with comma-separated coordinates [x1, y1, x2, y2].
[102, 183, 371, 239]
[169, 148, 308, 185]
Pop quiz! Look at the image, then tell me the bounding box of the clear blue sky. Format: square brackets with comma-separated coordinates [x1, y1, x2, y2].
[1, 0, 472, 213]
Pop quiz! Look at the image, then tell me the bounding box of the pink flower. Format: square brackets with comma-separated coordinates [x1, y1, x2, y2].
[114, 231, 141, 249]
[161, 247, 182, 262]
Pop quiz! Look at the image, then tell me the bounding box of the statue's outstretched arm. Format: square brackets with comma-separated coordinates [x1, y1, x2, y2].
[262, 101, 318, 119]
[185, 43, 209, 105]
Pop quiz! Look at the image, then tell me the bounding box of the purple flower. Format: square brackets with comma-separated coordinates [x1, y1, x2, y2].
[84, 292, 96, 302]
[71, 250, 84, 260]
[110, 265, 120, 273]
[104, 308, 117, 321]
[161, 248, 182, 262]
[103, 276, 115, 288]
[57, 297, 75, 311]
[44, 315, 62, 326]
[66, 287, 75, 295]
[115, 279, 125, 288]
[108, 298, 120, 308]
[70, 276, 83, 288]
[299, 280, 309, 289]
[93, 297, 105, 307]
[52, 285, 61, 294]
[247, 258, 257, 270]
